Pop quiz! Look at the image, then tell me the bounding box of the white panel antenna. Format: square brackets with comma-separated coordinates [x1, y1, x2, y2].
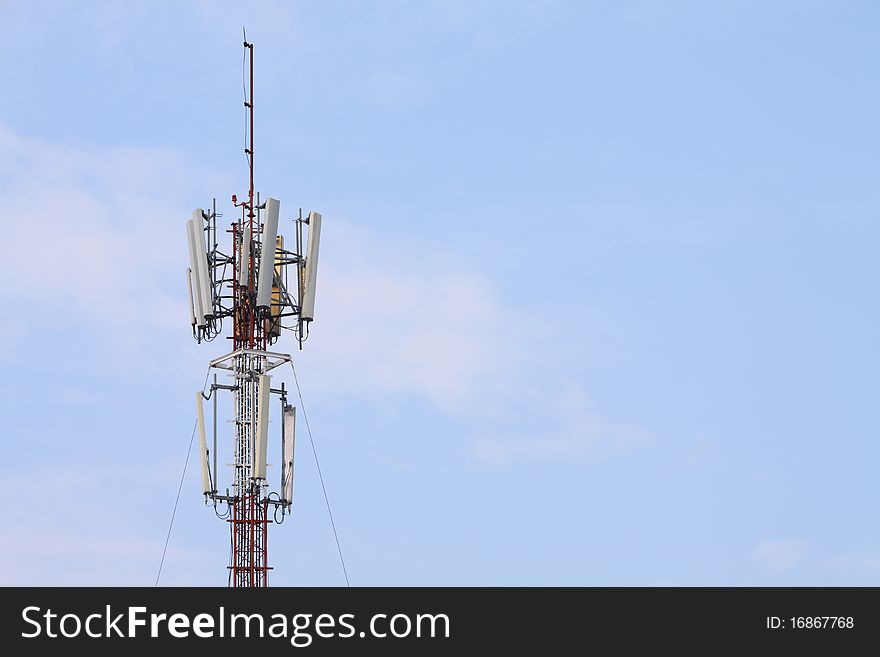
[191, 209, 213, 319]
[186, 219, 207, 327]
[253, 374, 271, 480]
[300, 211, 322, 322]
[238, 220, 252, 287]
[195, 392, 212, 494]
[281, 405, 295, 504]
[256, 197, 280, 309]
[186, 268, 197, 326]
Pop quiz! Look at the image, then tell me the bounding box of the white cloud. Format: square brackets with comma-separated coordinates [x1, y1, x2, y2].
[0, 125, 197, 326]
[0, 122, 521, 402]
[752, 539, 809, 573]
[293, 222, 657, 473]
[472, 382, 654, 466]
[0, 464, 222, 586]
[0, 123, 229, 378]
[299, 234, 517, 412]
[0, 122, 655, 471]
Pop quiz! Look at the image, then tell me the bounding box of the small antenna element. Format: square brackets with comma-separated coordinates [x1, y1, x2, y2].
[300, 211, 322, 323]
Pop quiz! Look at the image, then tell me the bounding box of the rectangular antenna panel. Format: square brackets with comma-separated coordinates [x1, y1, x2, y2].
[256, 197, 280, 309]
[195, 391, 211, 494]
[253, 374, 271, 480]
[300, 211, 322, 321]
[282, 405, 295, 504]
[186, 268, 197, 326]
[269, 235, 284, 338]
[238, 220, 252, 287]
[186, 220, 206, 327]
[191, 209, 213, 319]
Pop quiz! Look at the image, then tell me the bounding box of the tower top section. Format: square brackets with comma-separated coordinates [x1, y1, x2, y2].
[184, 37, 323, 353]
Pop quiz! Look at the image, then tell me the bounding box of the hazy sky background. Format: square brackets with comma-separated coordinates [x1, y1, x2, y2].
[1, 0, 878, 585]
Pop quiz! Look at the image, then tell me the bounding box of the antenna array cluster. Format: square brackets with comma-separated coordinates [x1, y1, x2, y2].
[186, 202, 322, 348]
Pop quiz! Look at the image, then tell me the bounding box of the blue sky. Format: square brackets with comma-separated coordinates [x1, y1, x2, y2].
[1, 0, 878, 585]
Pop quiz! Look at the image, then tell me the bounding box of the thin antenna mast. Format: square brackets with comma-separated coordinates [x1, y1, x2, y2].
[245, 33, 256, 351]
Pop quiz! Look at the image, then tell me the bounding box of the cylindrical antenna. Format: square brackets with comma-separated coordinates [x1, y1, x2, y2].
[195, 392, 211, 495]
[186, 268, 197, 326]
[256, 197, 280, 309]
[191, 209, 213, 320]
[186, 219, 207, 326]
[300, 211, 322, 322]
[282, 405, 296, 505]
[253, 374, 271, 480]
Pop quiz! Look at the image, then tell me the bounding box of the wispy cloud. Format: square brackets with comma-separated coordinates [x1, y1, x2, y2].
[297, 220, 658, 469]
[0, 122, 523, 402]
[0, 465, 215, 585]
[0, 123, 217, 375]
[472, 381, 654, 466]
[0, 120, 657, 480]
[299, 223, 518, 412]
[752, 538, 810, 573]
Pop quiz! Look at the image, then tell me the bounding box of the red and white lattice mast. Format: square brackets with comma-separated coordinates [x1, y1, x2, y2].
[185, 36, 322, 586]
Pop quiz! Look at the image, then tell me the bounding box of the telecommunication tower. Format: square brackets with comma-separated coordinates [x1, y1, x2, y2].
[185, 37, 322, 587]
